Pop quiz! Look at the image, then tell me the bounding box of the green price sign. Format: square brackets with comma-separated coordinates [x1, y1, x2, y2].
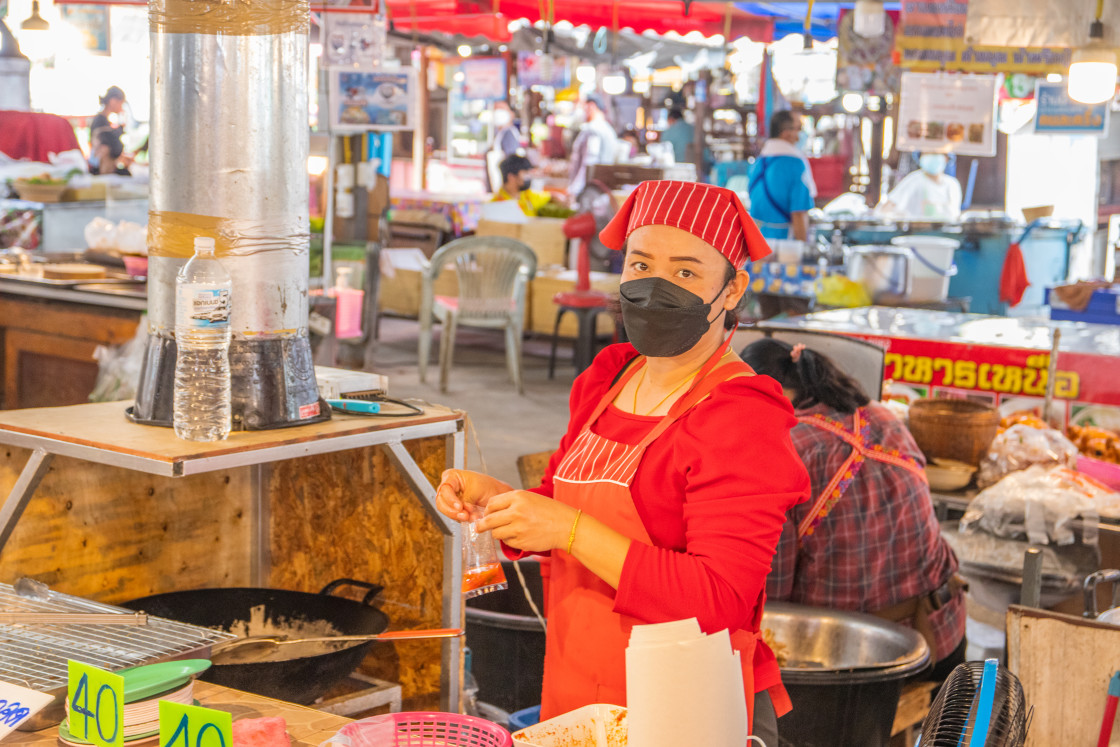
[159, 701, 232, 747]
[67, 661, 124, 747]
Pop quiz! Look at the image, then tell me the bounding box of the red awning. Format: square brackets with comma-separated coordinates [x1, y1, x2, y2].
[384, 0, 774, 43]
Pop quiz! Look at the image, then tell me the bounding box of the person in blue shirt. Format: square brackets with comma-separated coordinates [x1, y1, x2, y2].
[660, 108, 694, 164]
[747, 110, 817, 241]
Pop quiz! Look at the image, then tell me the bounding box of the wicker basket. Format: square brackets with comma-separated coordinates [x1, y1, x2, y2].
[13, 180, 73, 203]
[907, 398, 1000, 467]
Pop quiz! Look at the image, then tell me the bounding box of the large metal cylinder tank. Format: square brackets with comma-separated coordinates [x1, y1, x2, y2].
[132, 0, 328, 429]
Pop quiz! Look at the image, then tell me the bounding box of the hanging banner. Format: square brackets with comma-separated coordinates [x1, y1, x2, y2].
[964, 0, 1120, 49]
[836, 9, 901, 95]
[1034, 81, 1111, 137]
[517, 52, 571, 89]
[895, 0, 1073, 75]
[328, 69, 416, 132]
[459, 58, 508, 102]
[321, 14, 386, 69]
[896, 72, 998, 156]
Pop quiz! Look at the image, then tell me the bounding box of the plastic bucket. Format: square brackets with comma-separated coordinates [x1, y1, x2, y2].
[466, 560, 546, 713]
[890, 235, 959, 302]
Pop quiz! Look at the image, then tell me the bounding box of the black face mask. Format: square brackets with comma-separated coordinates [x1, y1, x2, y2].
[620, 276, 729, 358]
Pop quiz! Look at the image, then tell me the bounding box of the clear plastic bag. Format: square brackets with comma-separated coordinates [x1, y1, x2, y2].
[961, 464, 1120, 545]
[977, 424, 1080, 488]
[90, 319, 149, 403]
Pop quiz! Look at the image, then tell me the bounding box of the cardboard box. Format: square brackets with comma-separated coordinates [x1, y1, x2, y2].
[377, 248, 459, 318]
[476, 217, 570, 269]
[529, 270, 620, 338]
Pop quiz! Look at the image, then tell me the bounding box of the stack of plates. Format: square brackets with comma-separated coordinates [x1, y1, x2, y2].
[60, 660, 211, 747]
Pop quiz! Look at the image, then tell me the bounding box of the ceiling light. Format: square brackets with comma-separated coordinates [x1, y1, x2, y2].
[852, 0, 885, 38]
[841, 92, 865, 113]
[20, 1, 49, 31]
[576, 64, 596, 84]
[457, 45, 472, 58]
[602, 73, 627, 95]
[1046, 73, 1063, 83]
[1068, 19, 1117, 104]
[307, 156, 329, 176]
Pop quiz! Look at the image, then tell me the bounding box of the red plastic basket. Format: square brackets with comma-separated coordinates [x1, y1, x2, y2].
[326, 712, 513, 747]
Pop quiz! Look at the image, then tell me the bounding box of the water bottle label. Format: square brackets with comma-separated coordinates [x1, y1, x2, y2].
[177, 285, 230, 330]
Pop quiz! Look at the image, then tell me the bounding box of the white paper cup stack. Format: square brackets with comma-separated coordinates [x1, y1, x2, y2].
[625, 618, 748, 747]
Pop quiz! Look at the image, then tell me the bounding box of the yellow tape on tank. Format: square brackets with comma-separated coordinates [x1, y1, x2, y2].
[150, 0, 308, 36]
[148, 210, 234, 259]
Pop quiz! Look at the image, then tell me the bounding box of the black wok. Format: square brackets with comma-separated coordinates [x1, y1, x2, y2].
[123, 578, 388, 704]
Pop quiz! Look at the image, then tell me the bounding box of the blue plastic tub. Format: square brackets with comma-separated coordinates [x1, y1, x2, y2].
[508, 705, 541, 731]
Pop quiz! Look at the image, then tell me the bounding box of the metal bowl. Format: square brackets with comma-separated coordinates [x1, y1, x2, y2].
[762, 601, 930, 685]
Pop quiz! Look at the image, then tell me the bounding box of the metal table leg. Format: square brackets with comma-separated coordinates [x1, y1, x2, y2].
[387, 432, 464, 713]
[0, 448, 53, 554]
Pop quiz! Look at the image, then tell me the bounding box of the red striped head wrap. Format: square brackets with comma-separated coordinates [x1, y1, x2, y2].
[598, 180, 772, 267]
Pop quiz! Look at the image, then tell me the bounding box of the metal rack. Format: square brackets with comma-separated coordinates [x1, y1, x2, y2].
[0, 402, 466, 712]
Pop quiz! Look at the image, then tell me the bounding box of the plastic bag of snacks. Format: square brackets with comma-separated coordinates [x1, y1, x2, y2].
[961, 464, 1120, 545]
[977, 423, 1080, 488]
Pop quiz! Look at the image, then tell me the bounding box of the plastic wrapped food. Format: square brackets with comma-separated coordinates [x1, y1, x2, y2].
[961, 464, 1120, 545]
[1067, 423, 1120, 465]
[977, 423, 1080, 488]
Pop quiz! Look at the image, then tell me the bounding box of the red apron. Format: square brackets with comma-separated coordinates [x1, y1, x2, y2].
[540, 340, 775, 733]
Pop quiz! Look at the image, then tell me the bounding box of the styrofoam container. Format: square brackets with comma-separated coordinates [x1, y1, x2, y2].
[890, 235, 959, 302]
[512, 704, 627, 747]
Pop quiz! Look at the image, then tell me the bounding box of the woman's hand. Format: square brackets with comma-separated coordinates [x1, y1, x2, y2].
[478, 490, 575, 553]
[436, 469, 512, 522]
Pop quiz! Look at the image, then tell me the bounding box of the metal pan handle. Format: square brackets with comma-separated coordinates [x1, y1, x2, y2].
[1083, 569, 1120, 619]
[319, 578, 384, 607]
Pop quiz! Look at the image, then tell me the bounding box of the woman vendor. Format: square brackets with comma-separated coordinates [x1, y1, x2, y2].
[741, 338, 967, 681]
[437, 181, 810, 744]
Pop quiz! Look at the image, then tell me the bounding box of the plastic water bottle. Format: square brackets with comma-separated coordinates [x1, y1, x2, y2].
[173, 236, 232, 441]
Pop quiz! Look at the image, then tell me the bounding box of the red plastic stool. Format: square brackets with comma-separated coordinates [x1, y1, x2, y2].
[548, 289, 618, 377]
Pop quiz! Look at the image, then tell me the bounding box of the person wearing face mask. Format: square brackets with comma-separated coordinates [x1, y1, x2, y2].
[747, 110, 818, 242]
[436, 181, 810, 746]
[879, 152, 963, 221]
[491, 154, 551, 216]
[492, 102, 522, 157]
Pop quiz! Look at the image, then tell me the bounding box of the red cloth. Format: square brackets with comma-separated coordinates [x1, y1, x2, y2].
[766, 402, 966, 662]
[999, 242, 1030, 306]
[0, 111, 81, 163]
[526, 344, 810, 698]
[599, 180, 772, 268]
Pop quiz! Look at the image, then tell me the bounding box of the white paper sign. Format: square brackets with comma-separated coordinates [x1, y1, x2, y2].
[897, 72, 999, 157]
[0, 680, 56, 738]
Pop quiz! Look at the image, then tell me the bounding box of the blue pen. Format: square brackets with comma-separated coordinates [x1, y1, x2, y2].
[327, 399, 381, 414]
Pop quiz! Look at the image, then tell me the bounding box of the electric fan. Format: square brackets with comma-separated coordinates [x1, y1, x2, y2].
[917, 659, 1031, 747]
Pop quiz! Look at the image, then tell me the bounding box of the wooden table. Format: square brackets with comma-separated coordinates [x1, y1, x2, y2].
[0, 401, 466, 710]
[4, 681, 353, 747]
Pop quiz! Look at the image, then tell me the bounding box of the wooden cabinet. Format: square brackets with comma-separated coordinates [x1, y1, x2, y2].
[0, 295, 142, 409]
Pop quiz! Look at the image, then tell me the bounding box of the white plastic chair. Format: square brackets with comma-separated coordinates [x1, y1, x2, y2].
[418, 235, 538, 394]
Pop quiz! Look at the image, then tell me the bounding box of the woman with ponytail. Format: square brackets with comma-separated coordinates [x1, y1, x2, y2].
[742, 338, 967, 681]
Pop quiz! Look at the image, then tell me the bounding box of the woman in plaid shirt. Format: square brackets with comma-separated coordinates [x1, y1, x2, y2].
[743, 338, 967, 680]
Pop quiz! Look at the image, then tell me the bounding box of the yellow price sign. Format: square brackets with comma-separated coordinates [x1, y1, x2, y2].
[159, 701, 232, 747]
[67, 661, 124, 747]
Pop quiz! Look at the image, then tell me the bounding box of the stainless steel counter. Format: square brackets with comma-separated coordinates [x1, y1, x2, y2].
[0, 276, 146, 311]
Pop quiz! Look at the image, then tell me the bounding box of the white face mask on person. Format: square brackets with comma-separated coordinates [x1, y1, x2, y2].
[919, 153, 948, 176]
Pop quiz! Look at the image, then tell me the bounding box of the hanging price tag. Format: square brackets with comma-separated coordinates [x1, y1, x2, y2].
[67, 661, 124, 747]
[0, 680, 55, 739]
[159, 702, 232, 747]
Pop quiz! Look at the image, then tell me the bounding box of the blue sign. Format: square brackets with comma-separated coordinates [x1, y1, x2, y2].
[1034, 81, 1110, 136]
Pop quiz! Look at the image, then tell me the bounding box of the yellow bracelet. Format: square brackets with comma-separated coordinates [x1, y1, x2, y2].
[566, 509, 583, 554]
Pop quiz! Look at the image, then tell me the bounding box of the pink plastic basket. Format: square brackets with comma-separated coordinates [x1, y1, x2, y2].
[325, 712, 512, 747]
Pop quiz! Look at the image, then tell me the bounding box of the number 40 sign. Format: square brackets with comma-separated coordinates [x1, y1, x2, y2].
[159, 702, 232, 747]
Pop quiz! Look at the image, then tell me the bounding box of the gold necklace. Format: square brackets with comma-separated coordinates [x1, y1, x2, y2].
[632, 350, 733, 416]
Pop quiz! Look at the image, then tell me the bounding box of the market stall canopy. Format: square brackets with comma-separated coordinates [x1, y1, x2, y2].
[383, 0, 773, 42]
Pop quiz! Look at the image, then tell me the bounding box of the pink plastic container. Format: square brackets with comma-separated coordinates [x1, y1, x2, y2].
[122, 255, 148, 277]
[325, 712, 512, 747]
[1076, 455, 1120, 492]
